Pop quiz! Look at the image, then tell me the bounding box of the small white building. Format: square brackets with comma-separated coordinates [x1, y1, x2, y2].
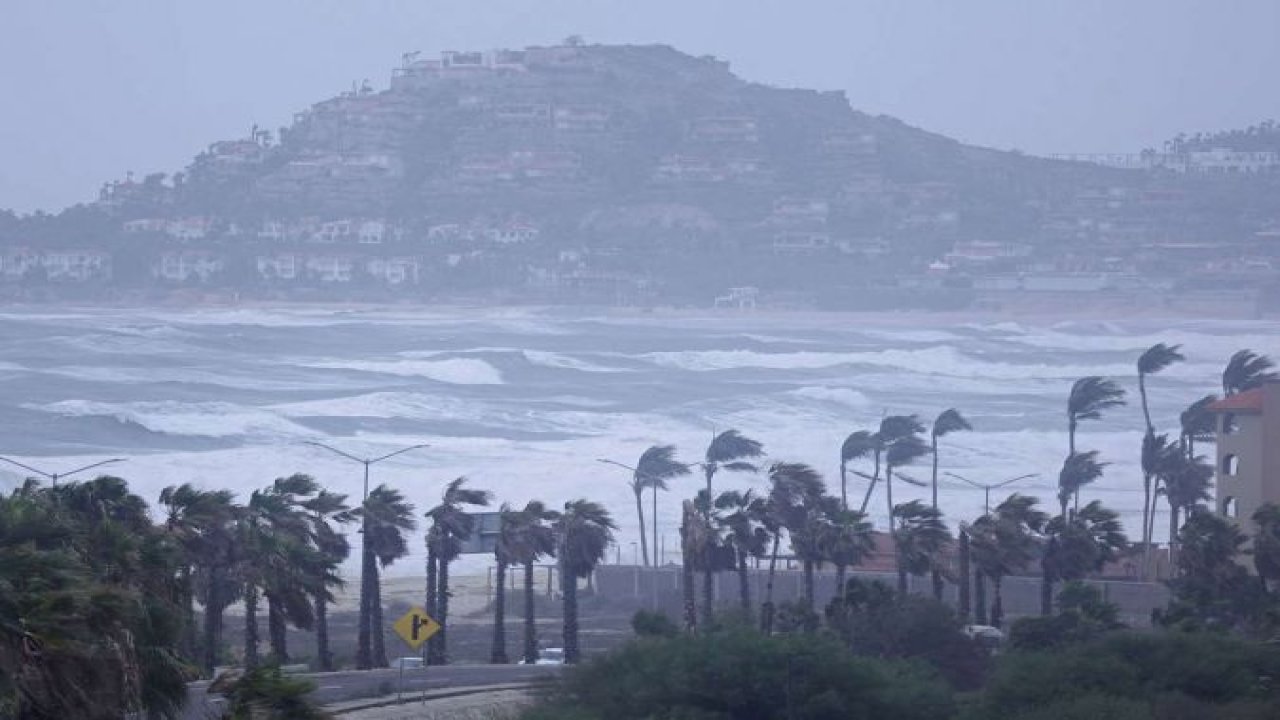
[366, 257, 420, 285]
[256, 254, 304, 281]
[306, 255, 356, 283]
[41, 250, 111, 281]
[165, 217, 213, 241]
[155, 252, 225, 283]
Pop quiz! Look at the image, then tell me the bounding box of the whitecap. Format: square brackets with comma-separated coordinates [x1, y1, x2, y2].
[302, 358, 503, 385]
[31, 400, 311, 439]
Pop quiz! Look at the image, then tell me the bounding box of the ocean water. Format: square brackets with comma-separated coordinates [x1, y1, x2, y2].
[0, 306, 1272, 575]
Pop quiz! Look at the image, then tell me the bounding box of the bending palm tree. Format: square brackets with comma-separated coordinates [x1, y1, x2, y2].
[824, 508, 874, 599]
[1222, 349, 1277, 396]
[356, 485, 416, 668]
[969, 494, 1045, 627]
[760, 461, 823, 634]
[1057, 450, 1107, 518]
[1180, 394, 1219, 459]
[1067, 376, 1126, 456]
[491, 503, 519, 664]
[855, 415, 925, 514]
[1161, 450, 1213, 567]
[698, 430, 763, 624]
[714, 489, 769, 616]
[302, 489, 352, 672]
[632, 445, 690, 567]
[1137, 343, 1183, 572]
[555, 500, 616, 664]
[930, 409, 971, 510]
[840, 430, 875, 511]
[883, 431, 930, 536]
[892, 500, 952, 598]
[508, 501, 557, 664]
[425, 477, 491, 665]
[1040, 500, 1126, 614]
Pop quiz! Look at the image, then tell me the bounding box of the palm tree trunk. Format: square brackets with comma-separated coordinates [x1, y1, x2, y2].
[425, 536, 438, 663]
[680, 518, 697, 633]
[803, 559, 815, 615]
[371, 563, 388, 668]
[244, 585, 260, 670]
[931, 435, 939, 509]
[931, 569, 944, 601]
[267, 594, 288, 663]
[761, 532, 780, 634]
[1168, 505, 1180, 570]
[491, 557, 508, 664]
[522, 561, 538, 664]
[1141, 469, 1153, 580]
[1040, 552, 1054, 616]
[737, 550, 751, 615]
[356, 531, 375, 670]
[652, 485, 660, 566]
[701, 468, 715, 628]
[180, 566, 197, 663]
[201, 573, 223, 675]
[885, 467, 895, 528]
[836, 564, 848, 601]
[1146, 480, 1162, 577]
[634, 490, 649, 567]
[859, 450, 881, 514]
[974, 570, 988, 625]
[957, 531, 970, 622]
[897, 561, 908, 595]
[563, 570, 580, 664]
[840, 460, 848, 511]
[991, 576, 1004, 628]
[315, 594, 332, 671]
[432, 558, 450, 665]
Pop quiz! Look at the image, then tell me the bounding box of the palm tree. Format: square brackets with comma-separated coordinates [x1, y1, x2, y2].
[824, 508, 874, 599]
[1138, 343, 1184, 431]
[678, 499, 703, 633]
[1067, 376, 1126, 457]
[257, 474, 325, 665]
[491, 503, 519, 664]
[632, 445, 691, 567]
[302, 489, 353, 672]
[506, 501, 558, 664]
[1161, 451, 1213, 567]
[1040, 500, 1126, 615]
[930, 409, 971, 510]
[159, 483, 238, 673]
[714, 489, 769, 615]
[698, 430, 763, 624]
[783, 482, 837, 619]
[355, 485, 416, 669]
[855, 415, 926, 514]
[840, 430, 875, 511]
[424, 477, 491, 665]
[555, 500, 616, 664]
[892, 500, 952, 598]
[883, 432, 930, 566]
[1180, 395, 1219, 458]
[760, 461, 823, 634]
[969, 494, 1045, 627]
[1137, 343, 1183, 571]
[1222, 349, 1277, 396]
[1058, 450, 1107, 518]
[160, 483, 239, 675]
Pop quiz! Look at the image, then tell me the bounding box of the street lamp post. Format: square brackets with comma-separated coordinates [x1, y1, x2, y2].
[944, 472, 1038, 515]
[0, 456, 125, 487]
[598, 457, 673, 608]
[304, 441, 428, 670]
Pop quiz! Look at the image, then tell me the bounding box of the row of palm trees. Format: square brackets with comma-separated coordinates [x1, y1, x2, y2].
[612, 346, 1278, 631]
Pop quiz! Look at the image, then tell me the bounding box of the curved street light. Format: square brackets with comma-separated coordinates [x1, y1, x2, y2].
[944, 471, 1038, 515]
[0, 456, 126, 487]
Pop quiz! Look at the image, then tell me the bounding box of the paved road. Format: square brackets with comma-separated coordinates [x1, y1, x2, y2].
[184, 664, 560, 719]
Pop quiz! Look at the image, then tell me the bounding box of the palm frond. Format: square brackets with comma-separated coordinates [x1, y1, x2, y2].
[1138, 343, 1185, 376]
[1223, 349, 1278, 395]
[1068, 376, 1127, 421]
[840, 430, 877, 462]
[932, 408, 972, 438]
[705, 429, 765, 464]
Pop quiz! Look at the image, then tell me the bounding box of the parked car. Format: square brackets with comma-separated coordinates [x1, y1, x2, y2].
[519, 647, 565, 665]
[963, 624, 1005, 652]
[394, 656, 425, 670]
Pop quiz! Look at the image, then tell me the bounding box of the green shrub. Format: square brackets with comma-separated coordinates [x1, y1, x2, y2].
[631, 609, 679, 638]
[522, 627, 954, 720]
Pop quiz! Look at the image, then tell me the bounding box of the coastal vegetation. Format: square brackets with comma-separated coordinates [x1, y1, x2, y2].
[4, 344, 1280, 717]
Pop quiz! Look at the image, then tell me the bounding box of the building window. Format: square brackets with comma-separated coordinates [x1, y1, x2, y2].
[1223, 496, 1239, 518]
[1222, 413, 1239, 435]
[1222, 454, 1240, 476]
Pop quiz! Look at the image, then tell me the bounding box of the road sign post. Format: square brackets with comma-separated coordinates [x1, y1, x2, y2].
[392, 607, 440, 703]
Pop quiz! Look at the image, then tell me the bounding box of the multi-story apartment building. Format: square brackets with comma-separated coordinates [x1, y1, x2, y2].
[1209, 382, 1280, 531]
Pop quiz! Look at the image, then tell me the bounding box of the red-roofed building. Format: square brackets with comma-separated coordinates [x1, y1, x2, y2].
[1208, 383, 1280, 531]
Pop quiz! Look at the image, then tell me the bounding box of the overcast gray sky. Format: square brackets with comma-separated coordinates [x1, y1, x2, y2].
[2, 0, 1276, 213]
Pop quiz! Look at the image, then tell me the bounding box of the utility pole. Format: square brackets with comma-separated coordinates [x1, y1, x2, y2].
[0, 456, 125, 487]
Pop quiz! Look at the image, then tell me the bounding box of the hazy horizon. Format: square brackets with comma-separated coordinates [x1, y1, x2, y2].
[2, 0, 1278, 213]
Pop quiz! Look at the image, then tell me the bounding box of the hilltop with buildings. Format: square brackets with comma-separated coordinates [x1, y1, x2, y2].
[2, 42, 1278, 312]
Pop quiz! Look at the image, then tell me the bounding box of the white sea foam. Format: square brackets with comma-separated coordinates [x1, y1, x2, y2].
[522, 350, 628, 373]
[643, 346, 1220, 381]
[302, 358, 503, 384]
[32, 400, 311, 439]
[789, 386, 871, 407]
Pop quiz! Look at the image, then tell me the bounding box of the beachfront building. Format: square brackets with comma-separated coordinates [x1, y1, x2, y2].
[1208, 382, 1280, 532]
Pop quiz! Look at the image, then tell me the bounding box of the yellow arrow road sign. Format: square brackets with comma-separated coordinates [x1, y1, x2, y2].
[393, 606, 441, 650]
